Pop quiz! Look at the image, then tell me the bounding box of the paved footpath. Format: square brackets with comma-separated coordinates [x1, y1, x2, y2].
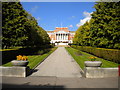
[2, 47, 119, 89]
[31, 47, 83, 77]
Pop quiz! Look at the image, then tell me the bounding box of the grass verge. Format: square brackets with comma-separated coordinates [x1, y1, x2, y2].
[2, 47, 57, 69]
[65, 47, 119, 70]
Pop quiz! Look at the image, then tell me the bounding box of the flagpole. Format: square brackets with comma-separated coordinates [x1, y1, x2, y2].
[61, 22, 62, 30]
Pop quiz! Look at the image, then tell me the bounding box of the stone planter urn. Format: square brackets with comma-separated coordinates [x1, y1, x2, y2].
[84, 61, 102, 67]
[11, 60, 29, 67]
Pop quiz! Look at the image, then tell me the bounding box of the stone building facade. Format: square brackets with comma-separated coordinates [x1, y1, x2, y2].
[47, 27, 75, 45]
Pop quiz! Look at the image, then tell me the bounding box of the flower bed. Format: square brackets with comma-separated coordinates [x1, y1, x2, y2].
[2, 47, 58, 69]
[11, 55, 29, 67]
[1, 45, 52, 65]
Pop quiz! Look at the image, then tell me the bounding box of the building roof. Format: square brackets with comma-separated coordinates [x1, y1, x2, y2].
[70, 31, 75, 33]
[47, 31, 54, 33]
[46, 27, 76, 33]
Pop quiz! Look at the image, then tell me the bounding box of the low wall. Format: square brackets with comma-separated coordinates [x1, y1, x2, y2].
[84, 67, 118, 78]
[0, 66, 30, 77]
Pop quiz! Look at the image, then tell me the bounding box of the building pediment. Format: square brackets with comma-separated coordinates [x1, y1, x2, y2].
[57, 31, 67, 33]
[54, 27, 69, 32]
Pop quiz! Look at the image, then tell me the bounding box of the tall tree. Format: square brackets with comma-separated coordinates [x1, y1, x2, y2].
[90, 2, 120, 49]
[37, 26, 50, 45]
[74, 2, 120, 49]
[2, 2, 50, 49]
[2, 2, 29, 48]
[73, 21, 91, 46]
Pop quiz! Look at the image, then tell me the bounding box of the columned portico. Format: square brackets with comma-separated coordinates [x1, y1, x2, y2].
[47, 27, 75, 46]
[56, 33, 68, 41]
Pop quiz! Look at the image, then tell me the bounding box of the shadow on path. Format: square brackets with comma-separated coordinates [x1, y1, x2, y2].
[2, 83, 119, 90]
[2, 83, 64, 89]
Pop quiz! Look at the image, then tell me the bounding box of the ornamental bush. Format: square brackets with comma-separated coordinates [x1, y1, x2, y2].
[71, 45, 120, 63]
[1, 45, 52, 65]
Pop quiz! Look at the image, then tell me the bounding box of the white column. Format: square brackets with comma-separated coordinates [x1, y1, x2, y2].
[65, 34, 67, 40]
[59, 34, 60, 40]
[58, 34, 59, 40]
[63, 34, 64, 40]
[62, 34, 63, 40]
[57, 34, 58, 40]
[60, 34, 61, 40]
[61, 34, 62, 40]
[64, 34, 65, 40]
[65, 34, 66, 40]
[66, 34, 68, 40]
[56, 34, 57, 40]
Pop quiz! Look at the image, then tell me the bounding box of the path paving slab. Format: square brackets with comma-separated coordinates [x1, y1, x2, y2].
[31, 47, 82, 77]
[56, 77, 118, 88]
[2, 76, 119, 88]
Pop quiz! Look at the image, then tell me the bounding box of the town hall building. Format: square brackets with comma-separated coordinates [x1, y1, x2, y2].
[47, 27, 75, 45]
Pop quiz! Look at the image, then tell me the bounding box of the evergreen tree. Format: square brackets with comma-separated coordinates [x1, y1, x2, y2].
[90, 2, 120, 49]
[2, 2, 50, 49]
[73, 21, 91, 46]
[2, 2, 29, 48]
[74, 2, 120, 49]
[38, 26, 50, 45]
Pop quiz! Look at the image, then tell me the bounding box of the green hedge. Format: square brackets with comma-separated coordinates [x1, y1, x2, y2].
[71, 45, 120, 64]
[1, 45, 52, 65]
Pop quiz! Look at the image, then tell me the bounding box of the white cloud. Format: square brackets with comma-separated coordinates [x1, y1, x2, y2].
[76, 11, 92, 27]
[31, 6, 38, 13]
[83, 11, 92, 17]
[69, 25, 73, 28]
[68, 16, 76, 20]
[36, 17, 41, 21]
[71, 16, 75, 18]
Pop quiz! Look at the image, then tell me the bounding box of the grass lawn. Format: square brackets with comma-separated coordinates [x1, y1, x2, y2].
[65, 47, 119, 70]
[2, 47, 57, 69]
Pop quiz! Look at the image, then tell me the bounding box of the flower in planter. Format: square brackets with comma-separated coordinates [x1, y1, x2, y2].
[16, 55, 28, 61]
[89, 56, 97, 61]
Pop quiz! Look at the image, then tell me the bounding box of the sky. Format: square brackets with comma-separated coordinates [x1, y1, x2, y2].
[20, 2, 96, 31]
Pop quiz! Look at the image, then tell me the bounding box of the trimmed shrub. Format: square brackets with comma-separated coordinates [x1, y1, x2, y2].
[71, 45, 120, 63]
[1, 45, 53, 65]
